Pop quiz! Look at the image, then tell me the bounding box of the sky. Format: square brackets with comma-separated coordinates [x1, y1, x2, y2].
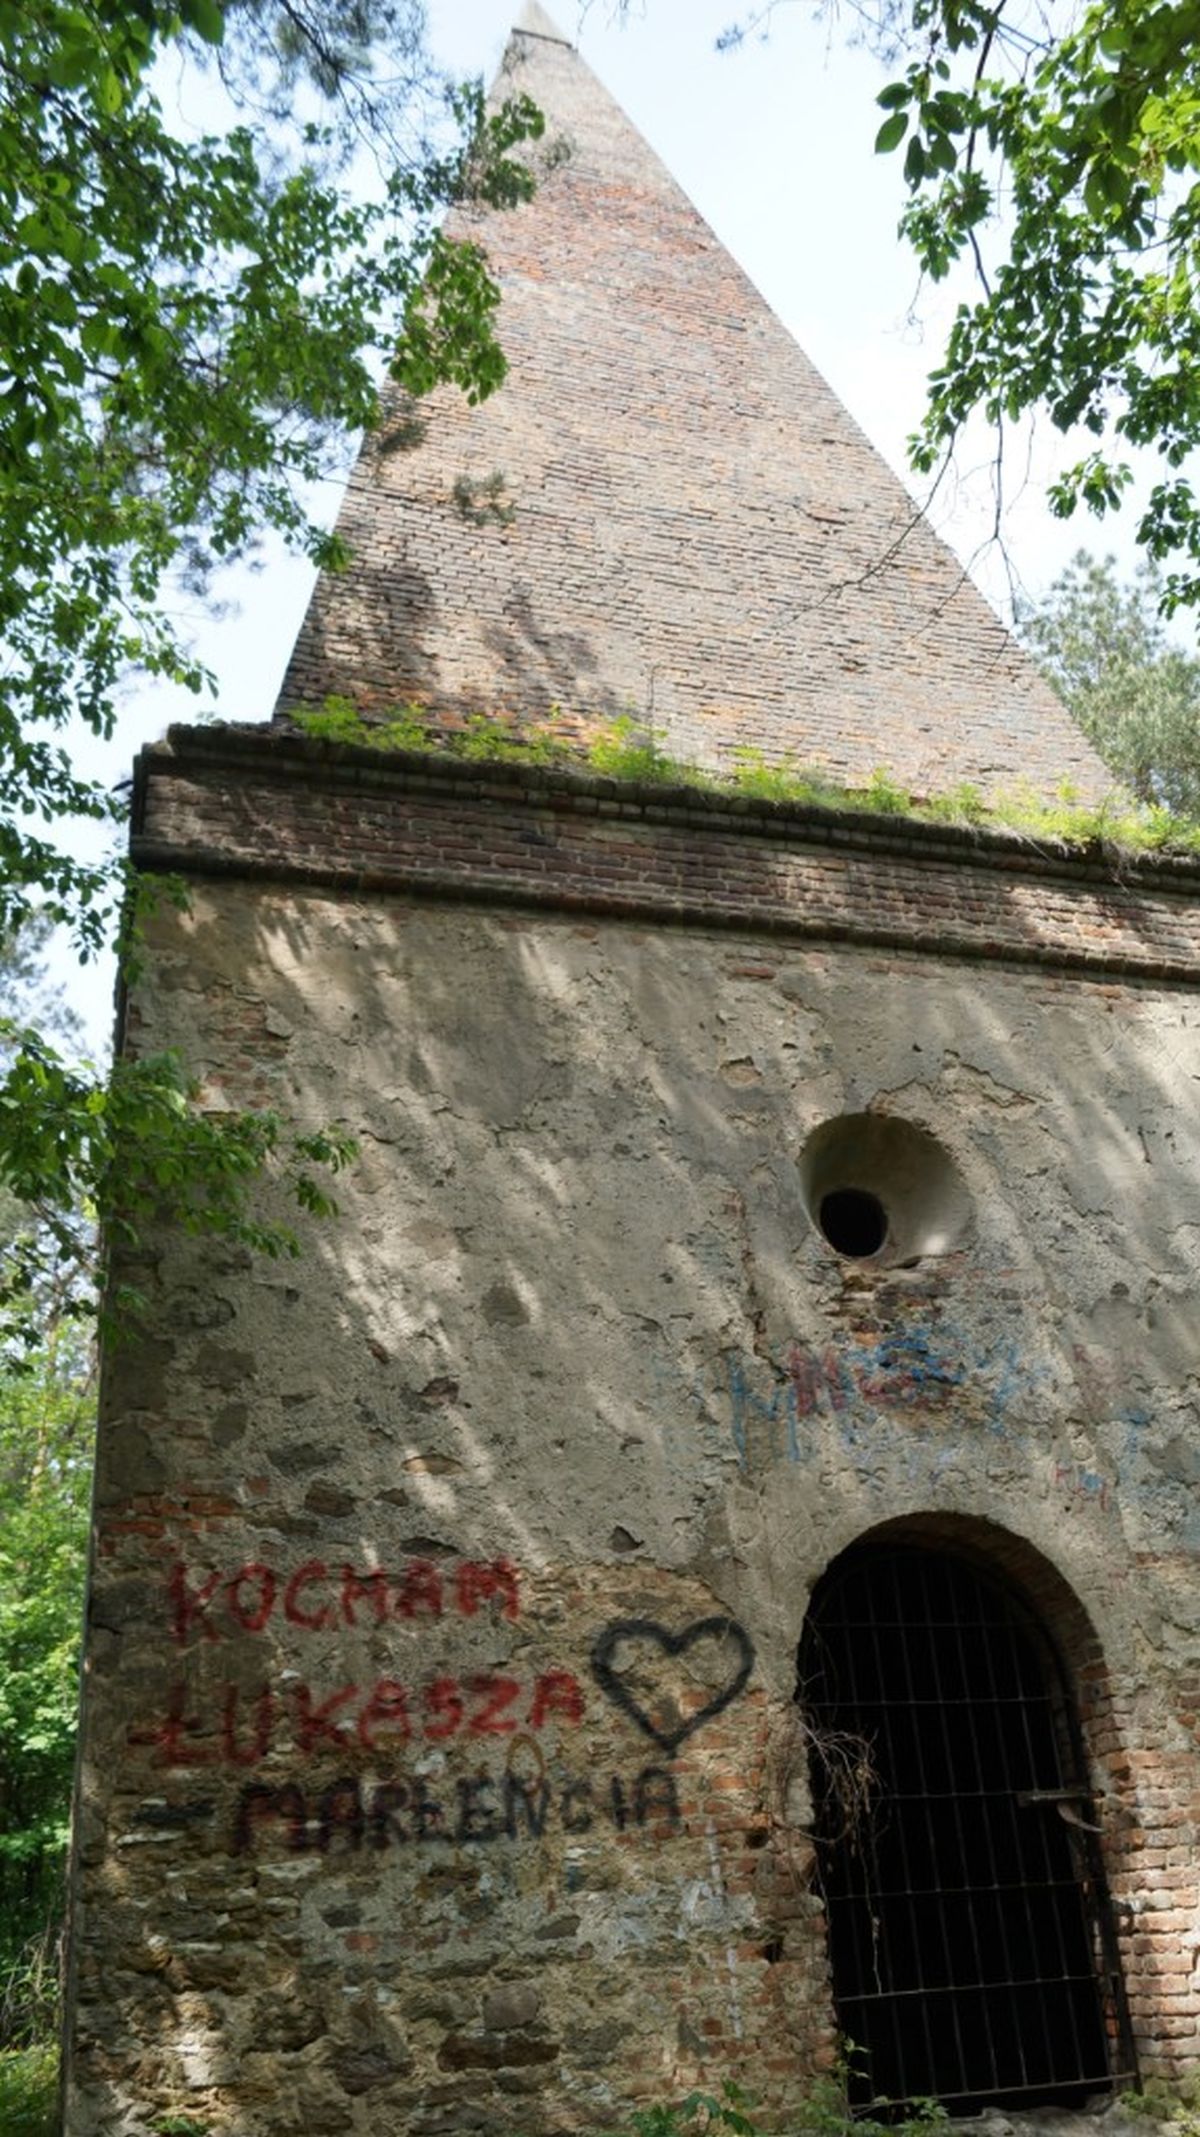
[61, 0, 1165, 1051]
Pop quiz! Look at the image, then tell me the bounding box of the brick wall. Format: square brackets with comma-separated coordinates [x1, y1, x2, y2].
[275, 17, 1110, 808]
[136, 725, 1200, 985]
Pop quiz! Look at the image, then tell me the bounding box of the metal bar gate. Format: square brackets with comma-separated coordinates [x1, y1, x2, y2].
[800, 1543, 1133, 2113]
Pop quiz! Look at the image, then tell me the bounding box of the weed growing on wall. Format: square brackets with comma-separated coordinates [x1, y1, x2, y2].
[291, 702, 1200, 860]
[795, 2071, 949, 2137]
[614, 2081, 758, 2137]
[1128, 2077, 1200, 2135]
[598, 2067, 951, 2137]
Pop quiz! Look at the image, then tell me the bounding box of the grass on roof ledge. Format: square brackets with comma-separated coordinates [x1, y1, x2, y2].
[291, 700, 1200, 860]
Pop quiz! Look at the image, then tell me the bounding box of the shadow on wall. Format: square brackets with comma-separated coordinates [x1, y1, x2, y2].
[110, 883, 1200, 1600]
[278, 495, 627, 732]
[78, 888, 1200, 2127]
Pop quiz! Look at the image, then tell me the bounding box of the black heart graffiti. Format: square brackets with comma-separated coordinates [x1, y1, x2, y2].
[589, 1616, 755, 1755]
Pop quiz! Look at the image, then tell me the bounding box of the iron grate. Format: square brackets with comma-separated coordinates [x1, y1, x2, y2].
[799, 1543, 1133, 2114]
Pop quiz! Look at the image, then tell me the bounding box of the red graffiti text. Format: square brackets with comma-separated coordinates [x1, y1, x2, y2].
[169, 1555, 520, 1646]
[130, 1668, 585, 1768]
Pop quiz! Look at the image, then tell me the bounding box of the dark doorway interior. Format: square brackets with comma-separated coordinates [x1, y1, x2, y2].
[799, 1542, 1130, 2113]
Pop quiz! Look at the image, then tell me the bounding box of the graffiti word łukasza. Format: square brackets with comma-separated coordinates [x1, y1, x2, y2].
[131, 1669, 585, 1767]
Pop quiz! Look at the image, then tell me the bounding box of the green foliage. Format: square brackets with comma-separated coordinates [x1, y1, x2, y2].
[861, 767, 911, 815]
[864, 0, 1200, 609]
[0, 1323, 92, 2044]
[0, 0, 540, 948]
[601, 2063, 951, 2137]
[0, 919, 83, 1262]
[295, 699, 570, 762]
[0, 1028, 357, 1345]
[585, 716, 712, 786]
[1126, 2074, 1200, 2131]
[0, 2043, 57, 2136]
[0, 1935, 59, 2055]
[452, 713, 564, 765]
[791, 2042, 950, 2137]
[794, 2068, 948, 2137]
[1020, 551, 1200, 814]
[0, 0, 542, 1325]
[728, 749, 846, 807]
[922, 782, 988, 826]
[292, 695, 1200, 856]
[294, 695, 432, 750]
[619, 2081, 759, 2136]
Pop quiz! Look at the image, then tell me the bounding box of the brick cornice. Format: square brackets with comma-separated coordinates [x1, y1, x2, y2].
[131, 723, 1200, 984]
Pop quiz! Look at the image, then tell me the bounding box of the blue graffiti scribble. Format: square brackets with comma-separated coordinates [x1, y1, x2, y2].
[725, 1356, 791, 1473]
[720, 1315, 1050, 1470]
[855, 1329, 966, 1401]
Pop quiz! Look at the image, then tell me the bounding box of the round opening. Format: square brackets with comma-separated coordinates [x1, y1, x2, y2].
[818, 1187, 887, 1260]
[797, 1113, 973, 1267]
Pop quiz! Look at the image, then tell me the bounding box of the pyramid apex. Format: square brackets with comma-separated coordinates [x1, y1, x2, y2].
[278, 16, 1112, 807]
[513, 2, 572, 44]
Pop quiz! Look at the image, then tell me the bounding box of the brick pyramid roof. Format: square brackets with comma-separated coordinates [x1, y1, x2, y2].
[277, 7, 1109, 804]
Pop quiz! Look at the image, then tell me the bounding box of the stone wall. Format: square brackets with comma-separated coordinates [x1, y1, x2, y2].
[63, 738, 1200, 2131]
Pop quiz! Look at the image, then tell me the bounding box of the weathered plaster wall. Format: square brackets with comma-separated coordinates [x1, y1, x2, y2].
[66, 880, 1200, 2133]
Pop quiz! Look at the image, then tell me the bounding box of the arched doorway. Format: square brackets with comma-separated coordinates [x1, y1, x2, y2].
[799, 1538, 1132, 2112]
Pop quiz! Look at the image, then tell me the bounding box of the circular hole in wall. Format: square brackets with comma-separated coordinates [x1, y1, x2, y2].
[799, 1114, 972, 1267]
[818, 1187, 888, 1259]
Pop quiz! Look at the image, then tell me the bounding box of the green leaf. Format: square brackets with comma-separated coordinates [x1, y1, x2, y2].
[44, 38, 96, 90]
[181, 0, 225, 42]
[876, 110, 910, 154]
[95, 66, 124, 115]
[904, 132, 928, 183]
[0, 0, 546, 1349]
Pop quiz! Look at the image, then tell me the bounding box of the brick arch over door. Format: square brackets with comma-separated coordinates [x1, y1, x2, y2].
[796, 1514, 1136, 2112]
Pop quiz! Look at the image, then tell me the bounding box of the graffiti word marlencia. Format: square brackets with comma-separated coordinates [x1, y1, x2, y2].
[225, 1764, 683, 1854]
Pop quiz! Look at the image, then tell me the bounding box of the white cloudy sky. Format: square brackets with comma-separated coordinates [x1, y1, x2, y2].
[60, 0, 1165, 1047]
